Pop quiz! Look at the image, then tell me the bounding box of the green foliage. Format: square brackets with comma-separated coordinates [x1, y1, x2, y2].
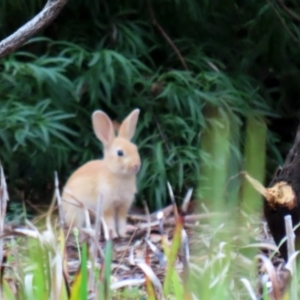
[1, 0, 298, 210]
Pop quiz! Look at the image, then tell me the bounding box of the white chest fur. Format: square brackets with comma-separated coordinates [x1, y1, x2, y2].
[97, 175, 137, 209]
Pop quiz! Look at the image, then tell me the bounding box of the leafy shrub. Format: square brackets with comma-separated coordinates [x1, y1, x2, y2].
[1, 0, 296, 210]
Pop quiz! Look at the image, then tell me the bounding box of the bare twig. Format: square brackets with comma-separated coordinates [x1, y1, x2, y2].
[0, 0, 69, 58]
[136, 262, 163, 295]
[110, 278, 145, 290]
[240, 278, 257, 300]
[113, 227, 139, 276]
[88, 195, 103, 295]
[268, 0, 300, 46]
[129, 211, 226, 223]
[152, 204, 174, 218]
[257, 254, 281, 300]
[94, 195, 102, 241]
[284, 215, 295, 262]
[181, 188, 193, 214]
[275, 0, 300, 24]
[54, 171, 65, 227]
[0, 164, 9, 297]
[0, 165, 9, 251]
[181, 228, 190, 270]
[167, 182, 179, 220]
[284, 215, 298, 300]
[147, 0, 188, 70]
[145, 238, 167, 266]
[152, 114, 173, 157]
[143, 200, 151, 240]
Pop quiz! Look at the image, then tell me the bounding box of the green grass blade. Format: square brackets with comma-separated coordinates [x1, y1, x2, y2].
[28, 238, 48, 299]
[99, 236, 112, 299]
[163, 214, 183, 297]
[2, 280, 16, 300]
[70, 243, 88, 300]
[241, 115, 267, 212]
[145, 247, 156, 300]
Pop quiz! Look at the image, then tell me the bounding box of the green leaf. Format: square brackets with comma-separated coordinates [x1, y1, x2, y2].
[3, 280, 16, 300]
[70, 243, 88, 300]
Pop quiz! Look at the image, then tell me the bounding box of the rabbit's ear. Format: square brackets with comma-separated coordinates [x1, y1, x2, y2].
[118, 109, 140, 140]
[92, 111, 115, 147]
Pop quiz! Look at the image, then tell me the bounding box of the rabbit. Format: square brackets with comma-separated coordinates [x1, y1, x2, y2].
[61, 108, 141, 238]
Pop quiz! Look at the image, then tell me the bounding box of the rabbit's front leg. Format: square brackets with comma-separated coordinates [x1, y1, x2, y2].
[116, 204, 130, 238]
[103, 208, 118, 239]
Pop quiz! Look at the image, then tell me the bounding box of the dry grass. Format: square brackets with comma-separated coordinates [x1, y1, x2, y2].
[0, 165, 298, 299]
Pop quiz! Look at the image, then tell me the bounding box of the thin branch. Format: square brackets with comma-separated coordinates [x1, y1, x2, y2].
[268, 0, 300, 46]
[0, 0, 69, 59]
[284, 215, 295, 264]
[147, 0, 188, 71]
[0, 164, 9, 298]
[153, 114, 172, 153]
[275, 0, 300, 24]
[54, 171, 65, 228]
[284, 215, 298, 300]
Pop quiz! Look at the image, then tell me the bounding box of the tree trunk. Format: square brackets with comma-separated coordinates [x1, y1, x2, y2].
[264, 126, 300, 261]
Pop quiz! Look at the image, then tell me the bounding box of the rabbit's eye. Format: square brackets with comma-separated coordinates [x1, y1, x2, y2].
[117, 150, 124, 157]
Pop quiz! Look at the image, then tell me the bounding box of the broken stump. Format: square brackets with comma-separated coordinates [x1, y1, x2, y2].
[264, 126, 300, 261]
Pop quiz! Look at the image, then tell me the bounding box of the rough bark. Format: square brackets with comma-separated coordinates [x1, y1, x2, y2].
[0, 0, 69, 59]
[264, 126, 300, 261]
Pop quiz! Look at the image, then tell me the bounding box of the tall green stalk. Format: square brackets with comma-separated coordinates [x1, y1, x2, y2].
[226, 114, 242, 207]
[197, 106, 231, 210]
[240, 115, 267, 212]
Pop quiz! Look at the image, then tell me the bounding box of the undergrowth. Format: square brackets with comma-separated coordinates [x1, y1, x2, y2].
[2, 0, 298, 211]
[0, 168, 296, 300]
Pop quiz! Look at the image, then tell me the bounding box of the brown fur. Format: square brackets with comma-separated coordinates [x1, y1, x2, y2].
[62, 109, 141, 238]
